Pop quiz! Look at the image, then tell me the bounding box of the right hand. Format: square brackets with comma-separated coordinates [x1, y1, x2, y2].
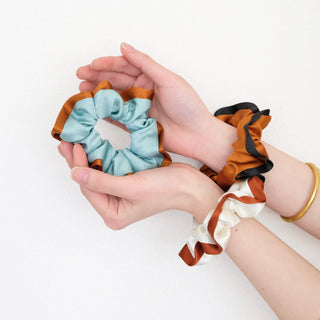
[58, 141, 222, 229]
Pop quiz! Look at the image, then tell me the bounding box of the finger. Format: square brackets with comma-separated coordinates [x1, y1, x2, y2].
[79, 183, 126, 226]
[80, 186, 131, 230]
[57, 144, 64, 157]
[73, 143, 88, 167]
[72, 164, 134, 230]
[79, 186, 113, 218]
[120, 42, 176, 86]
[71, 166, 135, 199]
[60, 141, 74, 168]
[77, 64, 136, 89]
[78, 72, 136, 92]
[79, 81, 96, 92]
[72, 144, 116, 219]
[91, 56, 142, 77]
[76, 64, 99, 81]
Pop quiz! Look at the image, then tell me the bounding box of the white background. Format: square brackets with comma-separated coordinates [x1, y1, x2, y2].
[1, 0, 319, 319]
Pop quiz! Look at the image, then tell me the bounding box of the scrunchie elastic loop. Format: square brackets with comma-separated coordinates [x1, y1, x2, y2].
[179, 176, 266, 266]
[201, 102, 273, 190]
[52, 81, 172, 176]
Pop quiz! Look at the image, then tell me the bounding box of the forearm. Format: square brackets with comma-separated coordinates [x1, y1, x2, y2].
[193, 184, 320, 319]
[225, 218, 320, 320]
[197, 117, 320, 238]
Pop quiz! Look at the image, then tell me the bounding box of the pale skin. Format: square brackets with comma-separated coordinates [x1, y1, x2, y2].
[57, 43, 320, 319]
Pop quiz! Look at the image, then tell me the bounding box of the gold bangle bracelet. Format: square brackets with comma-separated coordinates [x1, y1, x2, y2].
[281, 162, 319, 223]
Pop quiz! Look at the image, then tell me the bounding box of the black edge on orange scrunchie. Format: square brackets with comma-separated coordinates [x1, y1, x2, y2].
[201, 102, 273, 190]
[238, 108, 273, 180]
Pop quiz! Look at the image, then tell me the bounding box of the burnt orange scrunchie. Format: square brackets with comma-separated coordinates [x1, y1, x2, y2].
[201, 102, 273, 190]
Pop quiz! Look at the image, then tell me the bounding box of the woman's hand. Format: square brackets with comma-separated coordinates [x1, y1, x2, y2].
[58, 141, 222, 229]
[76, 43, 220, 161]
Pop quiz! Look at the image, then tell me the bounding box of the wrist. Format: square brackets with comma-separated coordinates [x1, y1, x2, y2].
[180, 168, 223, 223]
[194, 115, 237, 172]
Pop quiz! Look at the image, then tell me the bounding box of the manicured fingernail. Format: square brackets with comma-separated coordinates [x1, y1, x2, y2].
[71, 167, 88, 184]
[121, 42, 135, 52]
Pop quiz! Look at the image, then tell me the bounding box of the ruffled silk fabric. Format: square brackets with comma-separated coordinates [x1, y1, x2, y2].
[52, 81, 171, 176]
[201, 102, 273, 191]
[179, 102, 272, 267]
[179, 176, 266, 266]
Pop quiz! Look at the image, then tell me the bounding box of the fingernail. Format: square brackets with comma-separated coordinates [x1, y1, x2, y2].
[121, 42, 135, 53]
[71, 167, 88, 184]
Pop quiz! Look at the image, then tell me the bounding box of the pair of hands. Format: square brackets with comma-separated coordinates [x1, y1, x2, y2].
[58, 43, 223, 229]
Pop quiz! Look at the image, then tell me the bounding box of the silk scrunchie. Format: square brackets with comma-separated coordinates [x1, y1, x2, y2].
[52, 81, 172, 176]
[179, 176, 266, 266]
[180, 102, 273, 267]
[201, 102, 273, 190]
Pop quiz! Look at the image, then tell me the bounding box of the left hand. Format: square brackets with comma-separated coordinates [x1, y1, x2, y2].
[75, 43, 218, 161]
[58, 141, 222, 229]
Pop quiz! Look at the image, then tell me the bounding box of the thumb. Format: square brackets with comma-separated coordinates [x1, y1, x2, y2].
[71, 166, 135, 199]
[120, 42, 174, 86]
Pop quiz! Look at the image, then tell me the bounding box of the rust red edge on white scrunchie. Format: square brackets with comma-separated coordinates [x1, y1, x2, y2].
[179, 176, 266, 266]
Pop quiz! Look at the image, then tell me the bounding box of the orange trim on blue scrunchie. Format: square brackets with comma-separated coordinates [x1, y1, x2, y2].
[52, 81, 171, 176]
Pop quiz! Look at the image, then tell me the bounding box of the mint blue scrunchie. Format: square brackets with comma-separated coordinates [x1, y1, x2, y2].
[52, 81, 171, 176]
